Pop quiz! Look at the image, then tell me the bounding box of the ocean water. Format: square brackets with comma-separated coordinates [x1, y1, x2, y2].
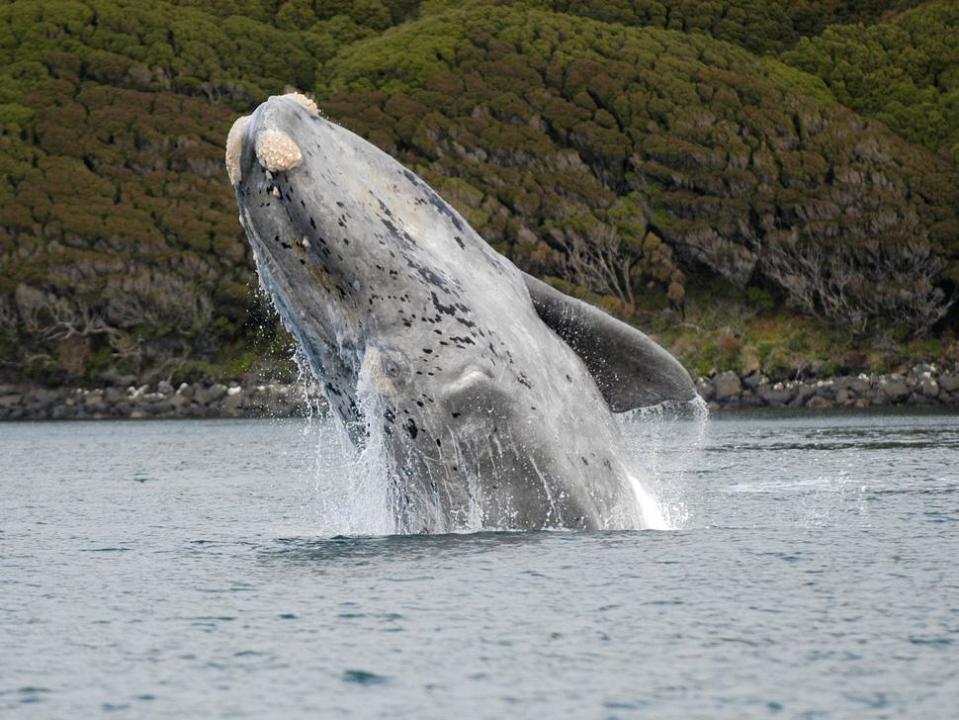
[2, 410, 958, 718]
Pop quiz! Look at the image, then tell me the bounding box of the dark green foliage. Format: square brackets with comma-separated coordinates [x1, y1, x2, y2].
[0, 0, 955, 385]
[784, 0, 959, 155]
[320, 5, 959, 332]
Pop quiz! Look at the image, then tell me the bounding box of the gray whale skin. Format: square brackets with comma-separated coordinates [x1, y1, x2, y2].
[226, 93, 697, 532]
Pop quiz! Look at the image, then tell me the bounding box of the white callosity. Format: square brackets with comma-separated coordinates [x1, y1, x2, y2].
[255, 129, 303, 173]
[224, 115, 250, 187]
[284, 92, 319, 116]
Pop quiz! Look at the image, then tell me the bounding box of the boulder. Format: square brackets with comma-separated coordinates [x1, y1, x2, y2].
[0, 394, 22, 409]
[742, 372, 766, 391]
[920, 378, 940, 398]
[195, 383, 227, 405]
[714, 371, 742, 401]
[760, 385, 794, 406]
[881, 378, 910, 403]
[939, 374, 959, 393]
[849, 376, 872, 395]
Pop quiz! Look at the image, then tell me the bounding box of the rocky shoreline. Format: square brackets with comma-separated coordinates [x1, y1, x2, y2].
[697, 363, 959, 412]
[0, 381, 327, 421]
[2, 364, 959, 421]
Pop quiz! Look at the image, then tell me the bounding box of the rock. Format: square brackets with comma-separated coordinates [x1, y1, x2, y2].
[714, 371, 742, 401]
[742, 372, 766, 391]
[940, 374, 959, 393]
[760, 384, 794, 406]
[177, 382, 195, 398]
[195, 383, 227, 405]
[849, 376, 872, 395]
[83, 391, 106, 410]
[221, 389, 243, 416]
[806, 396, 835, 410]
[695, 378, 715, 401]
[789, 383, 816, 407]
[920, 378, 940, 398]
[835, 388, 850, 405]
[157, 380, 174, 396]
[881, 378, 910, 403]
[0, 394, 22, 409]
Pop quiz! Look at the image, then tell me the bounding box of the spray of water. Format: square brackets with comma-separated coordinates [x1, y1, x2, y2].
[617, 396, 710, 530]
[288, 390, 709, 535]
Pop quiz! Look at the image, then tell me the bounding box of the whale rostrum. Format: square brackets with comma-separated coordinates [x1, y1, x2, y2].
[227, 93, 697, 532]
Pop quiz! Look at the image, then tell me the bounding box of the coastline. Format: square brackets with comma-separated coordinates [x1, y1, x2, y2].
[2, 363, 959, 421]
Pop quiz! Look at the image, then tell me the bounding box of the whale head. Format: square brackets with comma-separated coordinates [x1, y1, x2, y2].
[226, 93, 697, 531]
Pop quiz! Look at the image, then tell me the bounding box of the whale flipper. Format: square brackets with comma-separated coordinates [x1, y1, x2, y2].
[523, 274, 697, 411]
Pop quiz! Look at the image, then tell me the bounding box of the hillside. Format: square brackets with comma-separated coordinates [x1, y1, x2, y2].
[784, 0, 959, 155]
[0, 0, 956, 387]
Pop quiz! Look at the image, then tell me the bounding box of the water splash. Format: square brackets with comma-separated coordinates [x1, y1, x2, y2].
[617, 396, 710, 530]
[291, 392, 709, 535]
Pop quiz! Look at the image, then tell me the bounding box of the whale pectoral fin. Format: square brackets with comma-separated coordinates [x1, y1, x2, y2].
[523, 274, 697, 412]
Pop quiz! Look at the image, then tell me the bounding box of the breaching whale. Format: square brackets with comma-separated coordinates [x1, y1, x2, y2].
[226, 93, 697, 532]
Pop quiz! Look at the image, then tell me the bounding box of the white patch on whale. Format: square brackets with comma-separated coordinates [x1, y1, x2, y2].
[285, 92, 319, 116]
[255, 129, 302, 173]
[225, 115, 249, 187]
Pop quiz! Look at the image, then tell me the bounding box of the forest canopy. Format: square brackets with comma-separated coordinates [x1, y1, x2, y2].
[0, 0, 956, 385]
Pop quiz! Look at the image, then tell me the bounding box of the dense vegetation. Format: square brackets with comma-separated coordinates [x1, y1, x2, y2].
[0, 0, 956, 386]
[784, 0, 959, 154]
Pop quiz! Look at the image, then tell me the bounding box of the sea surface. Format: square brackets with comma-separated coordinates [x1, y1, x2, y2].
[2, 410, 958, 719]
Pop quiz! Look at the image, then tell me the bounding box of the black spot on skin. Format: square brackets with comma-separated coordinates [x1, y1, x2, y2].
[603, 459, 613, 470]
[422, 348, 433, 354]
[404, 418, 418, 440]
[384, 409, 395, 424]
[454, 236, 465, 249]
[581, 457, 589, 466]
[451, 412, 461, 419]
[435, 438, 442, 447]
[431, 292, 457, 316]
[566, 374, 573, 382]
[414, 265, 448, 291]
[310, 217, 316, 229]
